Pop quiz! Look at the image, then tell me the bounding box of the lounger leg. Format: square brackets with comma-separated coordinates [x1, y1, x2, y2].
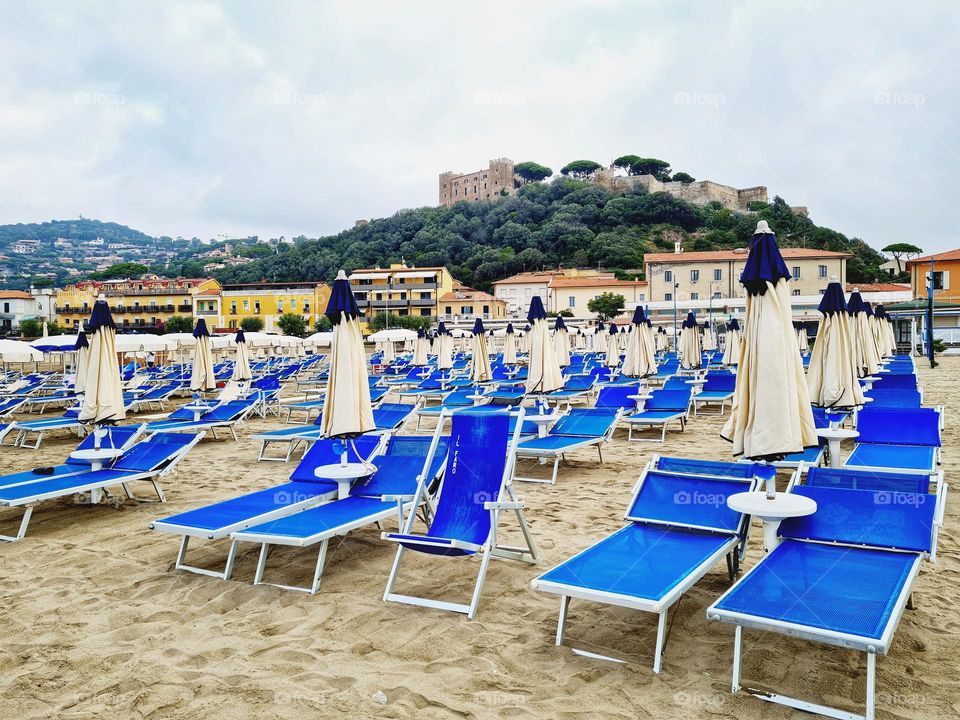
[732, 625, 742, 692]
[653, 609, 668, 673]
[556, 596, 571, 645]
[223, 538, 239, 580]
[253, 542, 270, 585]
[0, 505, 34, 542]
[383, 546, 405, 601]
[865, 652, 876, 720]
[550, 457, 560, 485]
[467, 547, 493, 620]
[308, 539, 329, 595]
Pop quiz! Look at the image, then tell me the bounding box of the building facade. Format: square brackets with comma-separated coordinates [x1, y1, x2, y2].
[492, 269, 618, 316]
[906, 249, 960, 303]
[197, 282, 332, 333]
[55, 276, 220, 332]
[644, 247, 849, 308]
[348, 264, 455, 323]
[439, 287, 507, 322]
[548, 276, 648, 319]
[439, 158, 515, 206]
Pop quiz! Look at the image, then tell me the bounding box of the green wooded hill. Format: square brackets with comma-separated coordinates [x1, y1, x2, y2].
[213, 179, 886, 289]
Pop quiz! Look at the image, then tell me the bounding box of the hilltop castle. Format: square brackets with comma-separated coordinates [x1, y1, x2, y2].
[438, 158, 791, 214]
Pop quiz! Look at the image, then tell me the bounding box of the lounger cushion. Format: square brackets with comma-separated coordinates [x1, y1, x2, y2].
[844, 444, 936, 472]
[626, 410, 685, 422]
[516, 435, 599, 453]
[537, 524, 733, 602]
[712, 539, 916, 641]
[0, 468, 144, 503]
[235, 496, 394, 541]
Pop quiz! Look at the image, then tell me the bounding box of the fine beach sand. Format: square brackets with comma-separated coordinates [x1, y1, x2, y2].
[1, 358, 957, 719]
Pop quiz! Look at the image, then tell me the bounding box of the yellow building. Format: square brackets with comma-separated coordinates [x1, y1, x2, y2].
[348, 264, 455, 323]
[439, 287, 507, 321]
[197, 282, 332, 333]
[56, 275, 220, 332]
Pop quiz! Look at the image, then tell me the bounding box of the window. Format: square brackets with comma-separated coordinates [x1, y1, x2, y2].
[690, 270, 700, 282]
[792, 266, 800, 280]
[462, 306, 473, 315]
[482, 305, 489, 315]
[819, 289, 826, 295]
[420, 309, 431, 317]
[229, 320, 236, 328]
[792, 289, 800, 296]
[568, 296, 576, 307]
[510, 288, 517, 298]
[243, 300, 249, 311]
[277, 300, 284, 312]
[2, 303, 7, 313]
[713, 292, 721, 299]
[690, 292, 699, 300]
[524, 288, 532, 297]
[254, 302, 261, 314]
[818, 265, 827, 278]
[664, 270, 673, 282]
[929, 271, 948, 290]
[445, 306, 452, 315]
[664, 293, 673, 301]
[419, 292, 431, 300]
[713, 268, 722, 281]
[290, 299, 297, 309]
[375, 292, 382, 300]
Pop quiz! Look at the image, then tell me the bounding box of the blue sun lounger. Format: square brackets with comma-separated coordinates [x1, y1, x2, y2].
[128, 382, 180, 413]
[532, 458, 761, 671]
[691, 373, 736, 416]
[0, 425, 145, 493]
[863, 388, 923, 409]
[547, 375, 597, 407]
[707, 478, 944, 720]
[593, 384, 643, 413]
[382, 410, 538, 619]
[844, 407, 941, 475]
[145, 398, 258, 441]
[513, 408, 622, 485]
[149, 435, 383, 579]
[0, 432, 202, 542]
[5, 408, 84, 449]
[624, 388, 692, 443]
[230, 432, 450, 594]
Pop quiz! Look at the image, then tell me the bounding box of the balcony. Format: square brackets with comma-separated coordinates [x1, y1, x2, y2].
[195, 309, 219, 316]
[409, 298, 437, 307]
[176, 304, 192, 312]
[357, 299, 409, 309]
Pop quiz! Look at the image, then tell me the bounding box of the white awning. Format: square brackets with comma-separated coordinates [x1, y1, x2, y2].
[393, 271, 436, 279]
[349, 272, 391, 281]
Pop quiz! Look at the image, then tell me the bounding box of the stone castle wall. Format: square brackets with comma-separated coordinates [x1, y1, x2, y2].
[439, 158, 516, 206]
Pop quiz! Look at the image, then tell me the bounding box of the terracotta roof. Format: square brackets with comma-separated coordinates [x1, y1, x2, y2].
[0, 290, 31, 299]
[439, 288, 501, 302]
[196, 288, 221, 296]
[844, 283, 911, 292]
[905, 248, 960, 265]
[492, 271, 563, 285]
[644, 248, 851, 264]
[548, 277, 647, 289]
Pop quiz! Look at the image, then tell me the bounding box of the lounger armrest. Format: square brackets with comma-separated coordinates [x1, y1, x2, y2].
[484, 501, 523, 510]
[381, 494, 416, 503]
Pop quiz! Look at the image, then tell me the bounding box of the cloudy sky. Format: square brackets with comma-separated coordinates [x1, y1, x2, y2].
[0, 1, 957, 252]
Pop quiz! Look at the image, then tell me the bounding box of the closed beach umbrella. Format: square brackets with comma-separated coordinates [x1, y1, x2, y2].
[655, 325, 667, 352]
[574, 327, 586, 350]
[436, 322, 453, 371]
[79, 294, 126, 429]
[42, 321, 49, 339]
[679, 312, 702, 369]
[722, 318, 742, 366]
[553, 315, 571, 368]
[380, 339, 396, 364]
[470, 318, 492, 383]
[622, 306, 656, 377]
[721, 221, 817, 460]
[503, 323, 518, 364]
[702, 322, 717, 351]
[74, 330, 90, 394]
[879, 305, 897, 356]
[526, 297, 563, 394]
[847, 290, 881, 377]
[796, 325, 810, 354]
[807, 280, 864, 409]
[412, 328, 429, 366]
[232, 328, 252, 382]
[604, 323, 620, 367]
[873, 305, 894, 357]
[190, 318, 217, 393]
[320, 270, 375, 438]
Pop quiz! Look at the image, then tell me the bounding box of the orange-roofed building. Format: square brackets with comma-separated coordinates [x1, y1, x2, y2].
[548, 276, 648, 319]
[438, 287, 506, 321]
[906, 248, 960, 303]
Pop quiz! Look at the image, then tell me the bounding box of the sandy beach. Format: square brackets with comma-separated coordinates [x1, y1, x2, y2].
[0, 358, 957, 720]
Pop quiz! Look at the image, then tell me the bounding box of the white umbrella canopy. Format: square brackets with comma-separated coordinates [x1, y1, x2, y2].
[232, 328, 252, 382]
[796, 326, 810, 354]
[679, 312, 702, 369]
[435, 322, 453, 370]
[79, 295, 126, 427]
[552, 316, 571, 368]
[701, 323, 717, 351]
[872, 305, 894, 357]
[847, 291, 881, 377]
[115, 334, 178, 353]
[604, 325, 620, 367]
[721, 319, 742, 366]
[42, 321, 48, 338]
[502, 323, 518, 364]
[622, 307, 657, 377]
[721, 224, 817, 461]
[0, 338, 44, 362]
[29, 334, 77, 352]
[320, 271, 375, 438]
[807, 281, 864, 409]
[525, 297, 563, 394]
[74, 331, 90, 394]
[470, 318, 492, 383]
[368, 328, 417, 343]
[574, 327, 587, 350]
[303, 331, 333, 347]
[378, 340, 396, 364]
[190, 318, 217, 393]
[412, 328, 429, 366]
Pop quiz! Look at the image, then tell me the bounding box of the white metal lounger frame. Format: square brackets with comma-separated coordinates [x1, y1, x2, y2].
[532, 462, 756, 672]
[237, 425, 447, 594]
[707, 480, 946, 720]
[0, 432, 203, 543]
[149, 401, 258, 442]
[624, 401, 690, 443]
[382, 408, 539, 619]
[8, 415, 84, 450]
[512, 409, 621, 485]
[150, 434, 391, 580]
